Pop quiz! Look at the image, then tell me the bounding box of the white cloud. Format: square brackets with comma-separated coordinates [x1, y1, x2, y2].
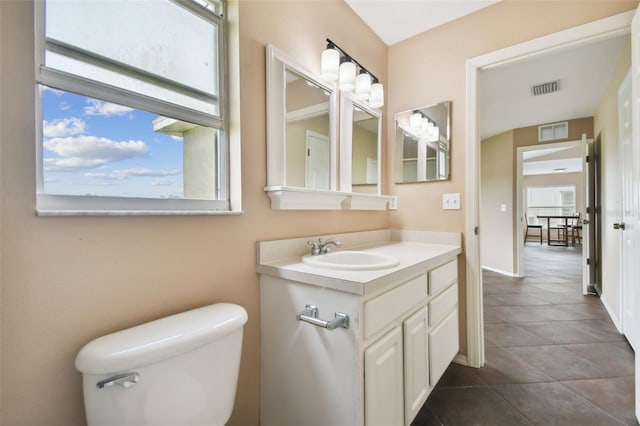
[43, 117, 86, 138]
[43, 136, 148, 171]
[44, 157, 108, 171]
[84, 99, 134, 117]
[85, 168, 179, 180]
[151, 178, 175, 186]
[115, 168, 179, 178]
[45, 136, 148, 160]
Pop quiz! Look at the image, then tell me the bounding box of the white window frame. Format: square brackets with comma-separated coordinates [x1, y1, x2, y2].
[34, 0, 241, 216]
[538, 121, 569, 142]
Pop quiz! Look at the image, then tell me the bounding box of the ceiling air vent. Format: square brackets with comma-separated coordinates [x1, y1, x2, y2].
[531, 80, 560, 96]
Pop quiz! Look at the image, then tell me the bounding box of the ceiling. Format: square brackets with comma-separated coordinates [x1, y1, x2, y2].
[345, 0, 629, 175]
[344, 0, 501, 46]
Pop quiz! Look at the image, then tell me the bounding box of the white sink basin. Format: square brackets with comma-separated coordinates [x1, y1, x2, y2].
[302, 250, 400, 271]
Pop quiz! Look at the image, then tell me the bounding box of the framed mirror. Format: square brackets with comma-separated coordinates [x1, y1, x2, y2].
[265, 44, 338, 191]
[394, 101, 451, 183]
[340, 93, 381, 194]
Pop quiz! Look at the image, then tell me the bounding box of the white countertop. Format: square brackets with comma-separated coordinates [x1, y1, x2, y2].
[257, 239, 461, 296]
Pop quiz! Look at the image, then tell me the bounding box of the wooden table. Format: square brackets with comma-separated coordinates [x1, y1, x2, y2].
[536, 215, 579, 246]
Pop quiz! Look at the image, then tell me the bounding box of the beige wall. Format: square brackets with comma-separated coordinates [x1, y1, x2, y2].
[2, 1, 638, 425]
[594, 36, 632, 325]
[0, 1, 388, 425]
[480, 131, 516, 274]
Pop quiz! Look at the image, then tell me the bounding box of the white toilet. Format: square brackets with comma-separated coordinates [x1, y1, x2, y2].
[75, 303, 248, 426]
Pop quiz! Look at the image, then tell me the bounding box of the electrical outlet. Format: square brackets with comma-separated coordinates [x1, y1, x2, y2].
[442, 193, 460, 210]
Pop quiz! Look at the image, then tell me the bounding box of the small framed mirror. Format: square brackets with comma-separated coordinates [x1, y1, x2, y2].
[395, 101, 451, 183]
[340, 93, 381, 194]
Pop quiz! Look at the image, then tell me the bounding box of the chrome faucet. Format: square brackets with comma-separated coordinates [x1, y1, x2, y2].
[307, 238, 342, 256]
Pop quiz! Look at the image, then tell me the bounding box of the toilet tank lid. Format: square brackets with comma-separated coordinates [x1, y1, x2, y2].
[75, 303, 248, 375]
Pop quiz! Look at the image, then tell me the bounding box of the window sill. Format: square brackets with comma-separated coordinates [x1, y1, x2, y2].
[36, 194, 241, 216]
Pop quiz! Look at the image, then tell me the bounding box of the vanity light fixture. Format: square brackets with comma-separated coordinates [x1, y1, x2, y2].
[320, 38, 384, 107]
[410, 110, 439, 142]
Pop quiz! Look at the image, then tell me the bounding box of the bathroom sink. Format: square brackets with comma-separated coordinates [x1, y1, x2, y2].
[302, 250, 400, 271]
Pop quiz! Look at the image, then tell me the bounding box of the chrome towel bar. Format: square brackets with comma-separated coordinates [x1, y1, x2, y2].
[296, 305, 349, 330]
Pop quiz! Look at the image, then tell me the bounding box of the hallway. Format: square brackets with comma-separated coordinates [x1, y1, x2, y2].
[413, 245, 637, 425]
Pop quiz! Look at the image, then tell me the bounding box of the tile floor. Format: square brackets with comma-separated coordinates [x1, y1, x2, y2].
[412, 244, 638, 426]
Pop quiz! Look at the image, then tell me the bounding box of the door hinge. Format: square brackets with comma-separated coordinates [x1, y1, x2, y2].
[474, 226, 479, 235]
[586, 258, 591, 265]
[585, 155, 590, 163]
[307, 148, 310, 156]
[586, 207, 590, 214]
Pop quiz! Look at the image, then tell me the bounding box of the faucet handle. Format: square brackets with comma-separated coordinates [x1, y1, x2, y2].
[307, 240, 321, 255]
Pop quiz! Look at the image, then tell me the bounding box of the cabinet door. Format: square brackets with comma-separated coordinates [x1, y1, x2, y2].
[403, 307, 429, 426]
[429, 308, 459, 386]
[365, 326, 404, 426]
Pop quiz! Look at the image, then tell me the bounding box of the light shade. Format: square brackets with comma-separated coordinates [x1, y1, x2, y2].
[339, 61, 356, 92]
[369, 82, 384, 108]
[355, 72, 372, 100]
[410, 111, 421, 129]
[428, 125, 440, 142]
[321, 48, 340, 82]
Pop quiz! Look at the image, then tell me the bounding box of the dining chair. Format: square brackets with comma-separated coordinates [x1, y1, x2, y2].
[569, 212, 582, 245]
[524, 213, 542, 244]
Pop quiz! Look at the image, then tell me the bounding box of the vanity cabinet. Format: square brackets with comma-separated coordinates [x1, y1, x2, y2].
[260, 254, 459, 426]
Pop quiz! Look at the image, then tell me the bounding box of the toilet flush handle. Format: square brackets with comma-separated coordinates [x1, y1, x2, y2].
[96, 372, 140, 389]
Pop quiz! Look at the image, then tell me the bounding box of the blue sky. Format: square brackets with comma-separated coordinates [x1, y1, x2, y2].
[41, 85, 186, 198]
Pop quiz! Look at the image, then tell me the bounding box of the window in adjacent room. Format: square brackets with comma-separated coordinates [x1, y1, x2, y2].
[35, 0, 238, 215]
[526, 184, 576, 227]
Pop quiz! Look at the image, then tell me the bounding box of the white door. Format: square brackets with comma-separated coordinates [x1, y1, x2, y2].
[629, 5, 640, 421]
[581, 134, 591, 295]
[305, 130, 330, 190]
[618, 69, 636, 350]
[403, 308, 429, 426]
[365, 327, 404, 426]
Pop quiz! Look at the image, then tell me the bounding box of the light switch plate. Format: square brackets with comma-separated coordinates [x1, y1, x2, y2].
[442, 193, 461, 210]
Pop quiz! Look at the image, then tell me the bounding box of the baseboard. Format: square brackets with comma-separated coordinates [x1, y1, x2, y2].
[599, 294, 622, 333]
[481, 265, 520, 277]
[453, 353, 468, 366]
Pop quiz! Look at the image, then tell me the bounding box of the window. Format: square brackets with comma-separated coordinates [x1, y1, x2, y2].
[36, 0, 237, 215]
[526, 185, 576, 227]
[538, 121, 568, 142]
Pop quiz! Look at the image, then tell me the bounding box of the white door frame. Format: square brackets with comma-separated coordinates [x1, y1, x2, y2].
[464, 11, 634, 368]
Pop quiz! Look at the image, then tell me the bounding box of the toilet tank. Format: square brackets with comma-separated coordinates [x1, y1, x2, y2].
[75, 303, 248, 426]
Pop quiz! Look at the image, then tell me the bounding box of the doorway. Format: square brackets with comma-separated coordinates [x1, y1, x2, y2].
[464, 10, 634, 369]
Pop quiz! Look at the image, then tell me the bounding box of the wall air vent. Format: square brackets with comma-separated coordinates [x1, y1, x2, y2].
[531, 80, 560, 96]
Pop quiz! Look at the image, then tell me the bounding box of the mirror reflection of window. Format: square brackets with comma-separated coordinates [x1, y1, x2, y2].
[351, 107, 379, 193]
[285, 69, 331, 189]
